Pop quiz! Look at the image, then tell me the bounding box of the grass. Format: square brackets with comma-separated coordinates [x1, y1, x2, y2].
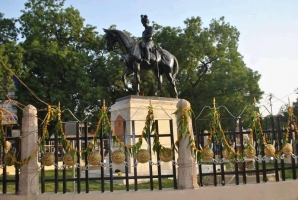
[0, 169, 175, 193]
[2, 162, 298, 193]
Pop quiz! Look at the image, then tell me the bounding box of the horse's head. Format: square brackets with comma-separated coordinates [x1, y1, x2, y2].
[103, 29, 117, 52]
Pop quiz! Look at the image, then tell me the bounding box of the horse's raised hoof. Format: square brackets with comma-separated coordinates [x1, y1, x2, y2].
[142, 59, 151, 65]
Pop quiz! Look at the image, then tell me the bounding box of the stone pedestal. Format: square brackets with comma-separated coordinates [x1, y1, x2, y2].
[109, 95, 180, 174]
[18, 105, 39, 195]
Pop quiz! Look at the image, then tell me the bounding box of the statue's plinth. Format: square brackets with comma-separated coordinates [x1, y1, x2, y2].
[109, 95, 180, 173]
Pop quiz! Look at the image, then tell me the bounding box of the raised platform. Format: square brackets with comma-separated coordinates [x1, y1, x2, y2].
[109, 95, 180, 174]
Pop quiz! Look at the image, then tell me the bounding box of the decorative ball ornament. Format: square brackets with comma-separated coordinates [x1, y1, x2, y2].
[136, 149, 150, 163]
[4, 153, 14, 166]
[222, 149, 234, 160]
[203, 148, 214, 161]
[87, 151, 102, 165]
[63, 152, 77, 166]
[264, 144, 275, 157]
[282, 143, 293, 156]
[159, 148, 173, 162]
[111, 150, 126, 164]
[41, 152, 55, 166]
[244, 146, 256, 159]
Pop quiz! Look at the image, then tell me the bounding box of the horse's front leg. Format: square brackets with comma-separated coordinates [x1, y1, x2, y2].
[122, 67, 133, 92]
[154, 73, 163, 96]
[133, 62, 141, 96]
[165, 73, 178, 98]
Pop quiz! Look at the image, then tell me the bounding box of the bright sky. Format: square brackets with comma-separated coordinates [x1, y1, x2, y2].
[1, 0, 298, 116]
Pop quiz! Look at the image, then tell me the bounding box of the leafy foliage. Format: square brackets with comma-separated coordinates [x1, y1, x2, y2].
[0, 0, 263, 127]
[17, 0, 107, 122]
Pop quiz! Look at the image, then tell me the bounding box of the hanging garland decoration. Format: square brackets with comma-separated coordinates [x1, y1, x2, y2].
[242, 110, 257, 159]
[173, 102, 213, 162]
[99, 101, 174, 162]
[209, 99, 243, 160]
[253, 104, 294, 157]
[111, 149, 126, 164]
[0, 105, 55, 167]
[136, 149, 150, 163]
[55, 102, 79, 164]
[0, 109, 8, 151]
[104, 102, 155, 156]
[288, 106, 298, 141]
[2, 98, 297, 167]
[281, 105, 295, 156]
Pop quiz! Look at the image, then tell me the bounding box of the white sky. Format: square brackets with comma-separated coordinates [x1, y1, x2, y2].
[1, 0, 298, 116]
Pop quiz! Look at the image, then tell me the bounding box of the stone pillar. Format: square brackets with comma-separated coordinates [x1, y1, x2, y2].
[18, 105, 39, 195]
[176, 99, 199, 189]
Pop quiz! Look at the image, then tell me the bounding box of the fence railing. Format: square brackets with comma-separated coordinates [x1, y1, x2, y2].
[0, 119, 177, 194]
[0, 137, 21, 194]
[194, 116, 298, 186]
[2, 101, 298, 195]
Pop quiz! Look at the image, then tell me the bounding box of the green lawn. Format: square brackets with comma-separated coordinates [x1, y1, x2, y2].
[0, 169, 175, 193]
[1, 163, 298, 193]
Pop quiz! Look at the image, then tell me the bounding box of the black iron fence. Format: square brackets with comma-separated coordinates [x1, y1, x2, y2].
[9, 118, 176, 194]
[41, 120, 177, 193]
[194, 116, 298, 186]
[0, 137, 21, 194]
[3, 110, 298, 193]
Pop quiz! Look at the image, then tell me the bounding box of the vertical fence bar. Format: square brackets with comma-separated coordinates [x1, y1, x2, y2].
[219, 140, 225, 186]
[239, 118, 247, 184]
[54, 128, 59, 193]
[76, 122, 81, 193]
[290, 118, 297, 180]
[109, 121, 114, 192]
[148, 122, 154, 190]
[41, 152, 45, 193]
[62, 136, 67, 194]
[212, 136, 217, 186]
[123, 120, 129, 191]
[233, 124, 239, 185]
[272, 117, 284, 181]
[261, 118, 267, 182]
[2, 141, 7, 193]
[132, 120, 138, 191]
[253, 120, 260, 183]
[198, 163, 203, 186]
[62, 163, 66, 193]
[169, 120, 178, 189]
[15, 138, 20, 194]
[295, 117, 298, 164]
[84, 122, 89, 193]
[276, 117, 285, 181]
[270, 116, 284, 182]
[155, 120, 162, 190]
[100, 117, 105, 193]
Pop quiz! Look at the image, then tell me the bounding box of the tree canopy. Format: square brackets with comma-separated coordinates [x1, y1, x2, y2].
[17, 0, 108, 121]
[0, 13, 24, 99]
[0, 0, 264, 124]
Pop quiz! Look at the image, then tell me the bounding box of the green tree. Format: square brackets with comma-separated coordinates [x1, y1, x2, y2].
[0, 13, 24, 99]
[154, 16, 263, 125]
[17, 0, 106, 121]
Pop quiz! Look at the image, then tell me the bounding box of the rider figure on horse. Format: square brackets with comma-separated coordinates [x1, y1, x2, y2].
[141, 15, 154, 65]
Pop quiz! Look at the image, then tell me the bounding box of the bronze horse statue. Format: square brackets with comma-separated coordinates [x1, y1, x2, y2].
[103, 29, 179, 98]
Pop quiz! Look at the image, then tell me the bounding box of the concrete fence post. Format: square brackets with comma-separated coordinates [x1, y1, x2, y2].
[18, 105, 39, 195]
[176, 99, 199, 189]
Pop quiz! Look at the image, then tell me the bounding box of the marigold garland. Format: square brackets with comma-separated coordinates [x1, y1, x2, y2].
[1, 99, 298, 167]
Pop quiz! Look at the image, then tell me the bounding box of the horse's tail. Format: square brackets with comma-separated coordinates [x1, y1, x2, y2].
[172, 56, 179, 79]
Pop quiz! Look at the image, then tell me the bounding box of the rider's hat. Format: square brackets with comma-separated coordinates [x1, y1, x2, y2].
[141, 15, 149, 24]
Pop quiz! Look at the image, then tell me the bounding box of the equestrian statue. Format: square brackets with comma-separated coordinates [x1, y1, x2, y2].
[103, 15, 179, 98]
